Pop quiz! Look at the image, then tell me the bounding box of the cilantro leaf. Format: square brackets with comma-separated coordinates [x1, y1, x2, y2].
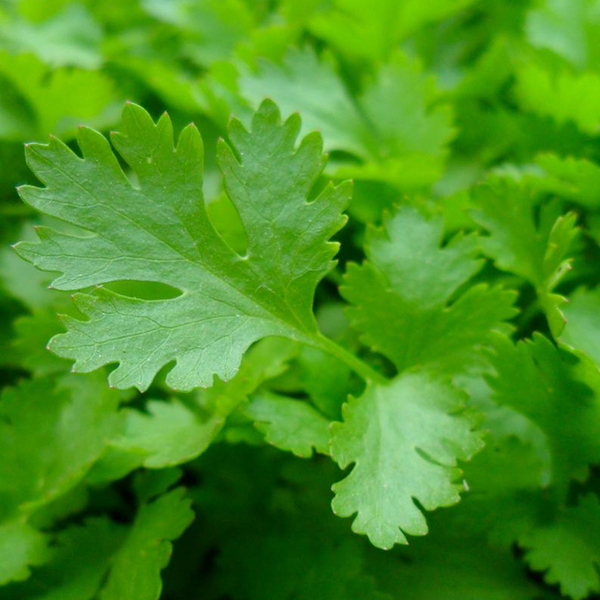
[473, 176, 577, 336]
[342, 206, 516, 373]
[0, 374, 120, 519]
[309, 0, 475, 62]
[0, 522, 48, 586]
[239, 49, 454, 189]
[330, 372, 483, 549]
[520, 494, 600, 600]
[0, 4, 102, 69]
[515, 59, 600, 135]
[112, 399, 224, 469]
[296, 345, 354, 419]
[90, 337, 297, 480]
[560, 287, 600, 367]
[99, 487, 194, 600]
[454, 436, 548, 545]
[487, 333, 600, 489]
[535, 153, 600, 209]
[11, 309, 68, 376]
[0, 518, 124, 600]
[0, 51, 117, 141]
[245, 391, 330, 458]
[526, 0, 600, 70]
[0, 489, 193, 600]
[240, 48, 372, 161]
[141, 0, 254, 66]
[15, 99, 349, 391]
[0, 374, 120, 586]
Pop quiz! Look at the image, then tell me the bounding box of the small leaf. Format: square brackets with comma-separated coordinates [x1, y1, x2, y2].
[245, 391, 331, 458]
[343, 206, 516, 373]
[15, 100, 348, 391]
[330, 372, 483, 549]
[100, 488, 194, 600]
[487, 333, 600, 490]
[0, 521, 49, 586]
[473, 176, 577, 336]
[520, 494, 600, 600]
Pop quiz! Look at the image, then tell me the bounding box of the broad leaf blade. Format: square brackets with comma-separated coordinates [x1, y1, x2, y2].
[330, 372, 483, 549]
[15, 100, 348, 391]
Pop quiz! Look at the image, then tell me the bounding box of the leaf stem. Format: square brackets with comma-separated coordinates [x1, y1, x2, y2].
[313, 333, 388, 385]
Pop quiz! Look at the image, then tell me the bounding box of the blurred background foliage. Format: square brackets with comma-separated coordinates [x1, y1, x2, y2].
[2, 1, 600, 599]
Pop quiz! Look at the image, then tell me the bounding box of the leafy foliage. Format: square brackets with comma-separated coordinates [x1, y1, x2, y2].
[2, 0, 600, 598]
[330, 373, 482, 548]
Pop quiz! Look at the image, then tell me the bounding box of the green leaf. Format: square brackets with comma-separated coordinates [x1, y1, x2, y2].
[15, 100, 349, 391]
[487, 333, 600, 489]
[526, 0, 600, 70]
[0, 489, 193, 600]
[11, 309, 68, 376]
[473, 176, 577, 336]
[535, 153, 600, 209]
[330, 372, 483, 549]
[0, 518, 124, 600]
[0, 4, 102, 69]
[0, 374, 119, 587]
[89, 337, 297, 482]
[455, 436, 548, 545]
[132, 468, 184, 504]
[342, 206, 516, 373]
[515, 58, 600, 135]
[239, 48, 373, 159]
[297, 345, 354, 419]
[239, 49, 453, 189]
[560, 287, 600, 367]
[520, 494, 600, 600]
[0, 374, 121, 520]
[372, 523, 543, 600]
[143, 0, 254, 66]
[214, 487, 390, 600]
[0, 224, 54, 310]
[308, 0, 475, 62]
[196, 336, 299, 416]
[0, 522, 48, 586]
[245, 391, 330, 458]
[220, 532, 389, 600]
[113, 399, 224, 468]
[0, 51, 117, 141]
[99, 488, 194, 600]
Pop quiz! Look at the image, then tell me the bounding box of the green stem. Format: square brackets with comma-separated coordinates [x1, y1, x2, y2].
[312, 333, 388, 385]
